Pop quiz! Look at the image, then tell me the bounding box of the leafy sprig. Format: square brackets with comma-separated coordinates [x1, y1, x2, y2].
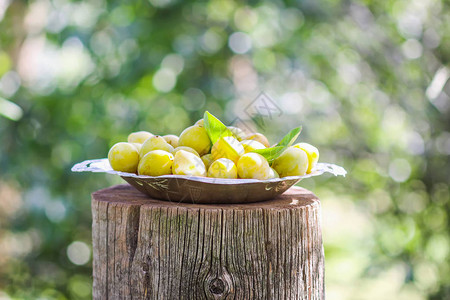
[203, 111, 302, 163]
[252, 127, 302, 163]
[203, 111, 235, 144]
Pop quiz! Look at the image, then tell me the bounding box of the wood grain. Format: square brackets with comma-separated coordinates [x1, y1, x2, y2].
[92, 184, 324, 300]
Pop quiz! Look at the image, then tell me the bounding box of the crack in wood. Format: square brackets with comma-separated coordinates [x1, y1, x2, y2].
[127, 206, 140, 300]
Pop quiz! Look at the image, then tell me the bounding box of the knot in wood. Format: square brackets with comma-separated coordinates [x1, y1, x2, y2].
[209, 278, 225, 295]
[141, 262, 149, 272]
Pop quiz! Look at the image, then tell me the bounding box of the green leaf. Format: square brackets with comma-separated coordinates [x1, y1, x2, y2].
[252, 146, 286, 162]
[252, 126, 302, 163]
[203, 111, 234, 144]
[275, 126, 302, 147]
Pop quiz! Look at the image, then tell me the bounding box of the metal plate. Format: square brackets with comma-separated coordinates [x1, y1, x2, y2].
[72, 158, 346, 204]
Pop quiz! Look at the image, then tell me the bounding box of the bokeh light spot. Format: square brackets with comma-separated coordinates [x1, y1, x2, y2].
[161, 54, 185, 75]
[228, 32, 252, 54]
[152, 69, 176, 93]
[389, 159, 411, 183]
[234, 7, 258, 31]
[201, 29, 225, 54]
[45, 200, 66, 223]
[0, 97, 23, 121]
[280, 8, 304, 31]
[183, 88, 206, 111]
[67, 241, 90, 266]
[149, 0, 172, 8]
[402, 39, 423, 59]
[0, 71, 21, 97]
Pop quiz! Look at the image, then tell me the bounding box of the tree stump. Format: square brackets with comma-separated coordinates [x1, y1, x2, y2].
[91, 184, 324, 300]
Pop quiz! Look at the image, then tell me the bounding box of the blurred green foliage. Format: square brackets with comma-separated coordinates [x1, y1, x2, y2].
[0, 0, 449, 299]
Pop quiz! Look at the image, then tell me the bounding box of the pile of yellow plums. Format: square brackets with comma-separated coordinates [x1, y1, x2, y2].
[108, 119, 319, 180]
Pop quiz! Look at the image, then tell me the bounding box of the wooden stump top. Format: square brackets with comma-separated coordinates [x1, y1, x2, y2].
[92, 184, 319, 210]
[91, 184, 324, 299]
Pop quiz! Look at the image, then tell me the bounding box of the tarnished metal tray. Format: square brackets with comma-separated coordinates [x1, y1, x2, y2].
[72, 159, 346, 204]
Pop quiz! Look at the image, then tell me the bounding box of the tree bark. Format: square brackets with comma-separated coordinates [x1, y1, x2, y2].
[92, 184, 324, 300]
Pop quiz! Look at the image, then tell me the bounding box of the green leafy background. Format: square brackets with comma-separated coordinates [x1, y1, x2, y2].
[0, 0, 449, 299]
